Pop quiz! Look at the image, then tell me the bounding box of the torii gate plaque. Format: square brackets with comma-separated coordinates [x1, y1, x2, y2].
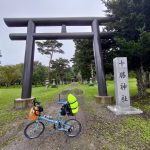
[4, 17, 114, 108]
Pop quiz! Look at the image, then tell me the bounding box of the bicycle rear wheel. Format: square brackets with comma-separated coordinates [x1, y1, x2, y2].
[24, 121, 45, 139]
[64, 119, 81, 137]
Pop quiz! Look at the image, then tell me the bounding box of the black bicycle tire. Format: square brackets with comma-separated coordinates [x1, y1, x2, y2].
[24, 121, 45, 139]
[64, 119, 82, 137]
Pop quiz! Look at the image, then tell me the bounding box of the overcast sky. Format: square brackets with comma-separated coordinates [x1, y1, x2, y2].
[0, 0, 106, 66]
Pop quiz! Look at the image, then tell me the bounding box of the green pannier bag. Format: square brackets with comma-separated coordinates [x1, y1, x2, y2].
[67, 94, 79, 115]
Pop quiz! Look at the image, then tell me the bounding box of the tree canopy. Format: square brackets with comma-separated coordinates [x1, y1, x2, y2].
[102, 0, 150, 97]
[50, 58, 73, 83]
[0, 62, 48, 87]
[32, 61, 48, 85]
[72, 39, 94, 81]
[36, 40, 64, 81]
[72, 38, 115, 81]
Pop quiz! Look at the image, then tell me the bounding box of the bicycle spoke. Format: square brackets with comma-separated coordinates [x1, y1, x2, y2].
[64, 119, 81, 137]
[24, 121, 45, 139]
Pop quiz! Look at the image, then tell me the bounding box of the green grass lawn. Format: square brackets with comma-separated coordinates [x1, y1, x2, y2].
[77, 78, 138, 100]
[77, 78, 150, 111]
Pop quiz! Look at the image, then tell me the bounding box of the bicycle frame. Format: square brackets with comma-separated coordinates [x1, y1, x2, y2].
[36, 112, 70, 132]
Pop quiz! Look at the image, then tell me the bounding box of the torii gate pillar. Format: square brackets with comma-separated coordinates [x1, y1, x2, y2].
[22, 20, 35, 98]
[92, 19, 113, 103]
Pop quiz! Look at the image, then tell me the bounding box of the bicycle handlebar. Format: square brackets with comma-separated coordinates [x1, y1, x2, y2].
[33, 98, 67, 106]
[57, 100, 67, 105]
[33, 99, 40, 106]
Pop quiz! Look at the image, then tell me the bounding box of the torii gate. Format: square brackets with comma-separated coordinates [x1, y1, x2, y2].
[4, 17, 114, 108]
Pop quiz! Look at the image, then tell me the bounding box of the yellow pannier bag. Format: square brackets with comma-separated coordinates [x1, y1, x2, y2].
[67, 94, 79, 115]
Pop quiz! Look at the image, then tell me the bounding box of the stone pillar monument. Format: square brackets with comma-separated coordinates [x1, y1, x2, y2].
[107, 57, 143, 115]
[89, 78, 94, 86]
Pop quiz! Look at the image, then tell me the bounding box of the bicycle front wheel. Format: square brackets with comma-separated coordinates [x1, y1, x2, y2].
[24, 121, 45, 139]
[64, 119, 82, 137]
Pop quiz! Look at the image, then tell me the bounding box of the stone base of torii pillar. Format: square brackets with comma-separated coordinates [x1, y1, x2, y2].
[14, 97, 35, 109]
[95, 96, 113, 104]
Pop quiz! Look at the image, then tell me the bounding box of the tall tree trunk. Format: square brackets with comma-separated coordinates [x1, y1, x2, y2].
[48, 60, 50, 80]
[48, 52, 53, 81]
[144, 71, 150, 88]
[135, 65, 146, 98]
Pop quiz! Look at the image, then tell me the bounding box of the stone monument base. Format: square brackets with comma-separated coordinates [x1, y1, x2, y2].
[51, 85, 57, 88]
[95, 96, 113, 104]
[107, 105, 143, 115]
[14, 97, 35, 109]
[89, 83, 94, 86]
